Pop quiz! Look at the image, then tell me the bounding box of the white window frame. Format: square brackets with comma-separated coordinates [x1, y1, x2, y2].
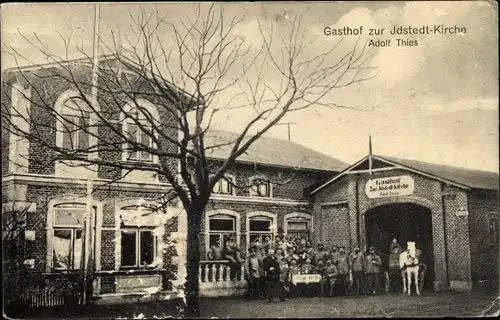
[46, 197, 103, 273]
[204, 209, 240, 256]
[212, 174, 236, 196]
[54, 90, 98, 160]
[249, 175, 272, 198]
[119, 227, 157, 268]
[115, 199, 165, 270]
[120, 99, 160, 164]
[284, 212, 313, 241]
[246, 211, 277, 252]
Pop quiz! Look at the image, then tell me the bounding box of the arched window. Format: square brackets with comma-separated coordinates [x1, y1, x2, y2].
[121, 100, 160, 163]
[284, 212, 312, 242]
[246, 211, 277, 251]
[120, 205, 156, 268]
[249, 176, 272, 198]
[205, 209, 240, 257]
[117, 200, 165, 269]
[60, 98, 90, 151]
[212, 174, 236, 195]
[52, 203, 85, 270]
[54, 91, 98, 158]
[46, 200, 100, 272]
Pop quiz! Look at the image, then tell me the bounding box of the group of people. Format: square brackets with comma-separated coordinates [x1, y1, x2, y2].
[242, 236, 386, 301]
[207, 235, 415, 302]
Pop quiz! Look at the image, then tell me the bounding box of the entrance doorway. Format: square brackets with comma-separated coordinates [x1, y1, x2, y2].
[365, 203, 435, 289]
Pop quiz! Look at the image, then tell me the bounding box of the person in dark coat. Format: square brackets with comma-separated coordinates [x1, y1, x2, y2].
[263, 248, 286, 302]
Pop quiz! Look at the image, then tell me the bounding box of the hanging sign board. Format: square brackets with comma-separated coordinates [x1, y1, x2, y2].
[365, 175, 415, 199]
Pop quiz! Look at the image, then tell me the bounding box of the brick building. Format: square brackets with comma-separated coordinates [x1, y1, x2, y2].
[2, 55, 499, 303]
[310, 155, 499, 292]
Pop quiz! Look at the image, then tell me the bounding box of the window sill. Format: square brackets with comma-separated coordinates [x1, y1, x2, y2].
[95, 268, 167, 276]
[55, 156, 94, 162]
[119, 160, 160, 170]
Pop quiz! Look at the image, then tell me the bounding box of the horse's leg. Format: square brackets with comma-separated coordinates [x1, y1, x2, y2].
[401, 270, 406, 295]
[414, 269, 420, 295]
[406, 270, 412, 296]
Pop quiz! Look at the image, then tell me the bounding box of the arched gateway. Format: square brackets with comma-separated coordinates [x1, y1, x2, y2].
[364, 202, 435, 289]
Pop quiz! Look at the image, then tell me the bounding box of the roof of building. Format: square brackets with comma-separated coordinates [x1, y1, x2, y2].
[2, 53, 199, 107]
[203, 129, 347, 172]
[378, 155, 499, 190]
[310, 154, 499, 194]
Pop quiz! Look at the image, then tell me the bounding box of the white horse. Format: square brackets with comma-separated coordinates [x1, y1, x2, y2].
[399, 241, 420, 296]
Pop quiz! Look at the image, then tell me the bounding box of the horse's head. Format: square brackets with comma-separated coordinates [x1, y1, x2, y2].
[406, 241, 418, 264]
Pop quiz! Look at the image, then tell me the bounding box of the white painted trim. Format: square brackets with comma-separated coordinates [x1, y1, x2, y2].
[345, 167, 400, 174]
[372, 156, 470, 190]
[2, 173, 172, 191]
[205, 209, 241, 255]
[310, 156, 369, 195]
[9, 81, 31, 174]
[2, 201, 37, 213]
[211, 173, 237, 196]
[53, 90, 99, 164]
[120, 99, 160, 167]
[45, 196, 103, 272]
[114, 198, 167, 270]
[310, 155, 470, 195]
[210, 194, 309, 206]
[3, 53, 119, 74]
[284, 212, 313, 235]
[320, 201, 349, 206]
[246, 211, 277, 252]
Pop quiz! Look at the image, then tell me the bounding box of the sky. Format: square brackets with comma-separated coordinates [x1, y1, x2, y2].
[2, 1, 498, 172]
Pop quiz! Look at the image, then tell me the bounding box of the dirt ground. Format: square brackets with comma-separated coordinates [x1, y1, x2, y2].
[13, 290, 499, 319]
[198, 291, 499, 318]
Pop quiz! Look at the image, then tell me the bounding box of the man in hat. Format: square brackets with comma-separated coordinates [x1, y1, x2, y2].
[320, 260, 339, 297]
[223, 236, 242, 280]
[365, 246, 383, 295]
[350, 247, 365, 295]
[245, 248, 264, 299]
[329, 245, 340, 265]
[263, 248, 286, 302]
[336, 246, 351, 296]
[389, 238, 402, 254]
[312, 243, 329, 266]
[208, 240, 223, 260]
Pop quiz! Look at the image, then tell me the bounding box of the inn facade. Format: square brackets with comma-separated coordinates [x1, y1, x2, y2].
[2, 55, 498, 305]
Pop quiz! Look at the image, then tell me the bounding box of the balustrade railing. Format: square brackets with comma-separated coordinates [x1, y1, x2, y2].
[199, 260, 245, 283]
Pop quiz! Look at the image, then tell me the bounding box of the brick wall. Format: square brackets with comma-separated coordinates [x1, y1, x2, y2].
[1, 81, 11, 176]
[200, 199, 313, 259]
[19, 182, 180, 293]
[468, 189, 499, 284]
[312, 168, 482, 288]
[312, 178, 349, 247]
[4, 65, 179, 180]
[211, 162, 332, 201]
[320, 204, 350, 249]
[442, 185, 472, 283]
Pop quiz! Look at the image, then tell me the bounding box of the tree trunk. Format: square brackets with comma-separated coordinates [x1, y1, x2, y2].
[184, 207, 203, 317]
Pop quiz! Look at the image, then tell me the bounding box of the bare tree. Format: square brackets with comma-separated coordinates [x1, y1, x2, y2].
[2, 4, 378, 316]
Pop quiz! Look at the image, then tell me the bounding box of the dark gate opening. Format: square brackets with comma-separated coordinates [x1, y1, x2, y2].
[365, 203, 435, 289]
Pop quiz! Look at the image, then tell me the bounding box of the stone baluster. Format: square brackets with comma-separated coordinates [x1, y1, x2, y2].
[240, 265, 245, 280]
[225, 265, 231, 281]
[204, 264, 209, 282]
[211, 264, 217, 282]
[218, 264, 224, 281]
